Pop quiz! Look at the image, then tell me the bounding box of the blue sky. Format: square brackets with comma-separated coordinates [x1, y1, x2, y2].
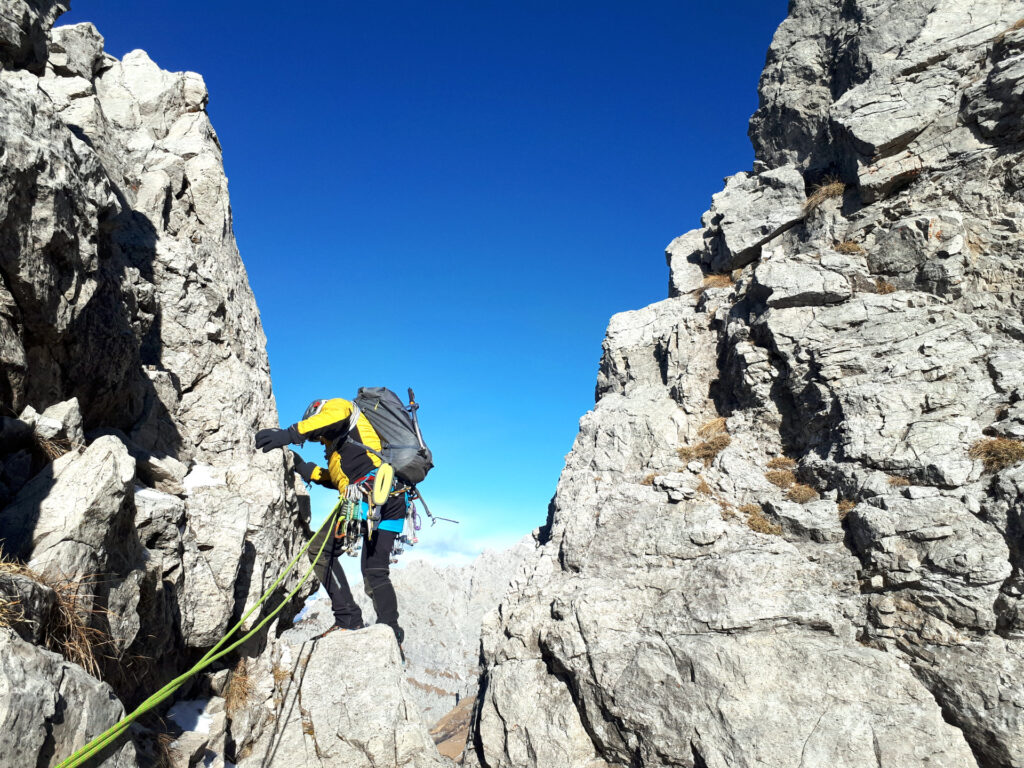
[61, 1, 787, 567]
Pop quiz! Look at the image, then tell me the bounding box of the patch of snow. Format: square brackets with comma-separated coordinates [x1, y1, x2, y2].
[167, 698, 212, 734]
[184, 463, 226, 494]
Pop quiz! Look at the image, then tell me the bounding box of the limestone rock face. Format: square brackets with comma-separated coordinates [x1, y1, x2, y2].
[295, 537, 537, 725]
[230, 624, 450, 768]
[0, 628, 137, 768]
[0, 4, 312, 766]
[472, 1, 1024, 766]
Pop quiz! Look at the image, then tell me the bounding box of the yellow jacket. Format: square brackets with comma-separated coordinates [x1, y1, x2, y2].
[294, 398, 382, 497]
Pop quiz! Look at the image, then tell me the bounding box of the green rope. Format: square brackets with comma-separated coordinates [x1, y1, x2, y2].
[55, 504, 340, 768]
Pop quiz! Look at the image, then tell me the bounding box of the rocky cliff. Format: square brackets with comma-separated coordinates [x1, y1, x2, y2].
[7, 1, 1024, 767]
[470, 2, 1024, 767]
[0, 3, 320, 764]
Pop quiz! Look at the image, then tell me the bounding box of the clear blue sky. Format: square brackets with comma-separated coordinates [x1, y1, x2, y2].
[62, 1, 787, 565]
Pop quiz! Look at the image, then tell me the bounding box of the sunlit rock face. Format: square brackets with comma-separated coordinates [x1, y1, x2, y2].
[0, 3, 316, 765]
[470, 2, 1024, 766]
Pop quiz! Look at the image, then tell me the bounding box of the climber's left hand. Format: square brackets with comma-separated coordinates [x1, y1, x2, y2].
[256, 427, 292, 452]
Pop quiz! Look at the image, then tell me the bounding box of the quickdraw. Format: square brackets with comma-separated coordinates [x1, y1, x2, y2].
[332, 466, 459, 563]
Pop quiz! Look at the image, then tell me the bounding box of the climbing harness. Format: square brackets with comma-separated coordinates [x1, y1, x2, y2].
[54, 507, 343, 768]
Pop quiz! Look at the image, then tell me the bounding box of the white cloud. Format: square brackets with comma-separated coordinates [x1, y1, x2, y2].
[396, 527, 526, 570]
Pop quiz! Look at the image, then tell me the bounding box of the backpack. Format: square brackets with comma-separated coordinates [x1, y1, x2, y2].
[348, 387, 433, 484]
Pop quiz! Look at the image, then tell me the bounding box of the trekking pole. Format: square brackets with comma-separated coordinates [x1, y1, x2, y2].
[413, 487, 458, 525]
[407, 388, 428, 450]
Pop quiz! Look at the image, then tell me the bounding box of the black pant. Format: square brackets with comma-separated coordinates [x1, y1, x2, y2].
[324, 527, 402, 642]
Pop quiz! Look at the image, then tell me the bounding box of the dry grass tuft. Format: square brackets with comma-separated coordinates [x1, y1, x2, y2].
[767, 456, 798, 471]
[37, 436, 72, 461]
[969, 437, 1024, 473]
[272, 664, 292, 686]
[887, 475, 910, 487]
[678, 434, 731, 466]
[720, 503, 737, 520]
[155, 733, 177, 768]
[746, 507, 782, 536]
[0, 593, 22, 628]
[0, 553, 106, 675]
[702, 274, 734, 290]
[697, 417, 728, 439]
[786, 483, 819, 504]
[225, 659, 254, 717]
[996, 18, 1024, 42]
[834, 240, 864, 254]
[874, 278, 897, 294]
[765, 469, 796, 488]
[837, 499, 856, 518]
[804, 177, 846, 212]
[640, 473, 656, 486]
[50, 579, 106, 677]
[695, 478, 713, 495]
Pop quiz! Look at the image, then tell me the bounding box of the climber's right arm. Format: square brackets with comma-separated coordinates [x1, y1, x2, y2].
[293, 398, 356, 442]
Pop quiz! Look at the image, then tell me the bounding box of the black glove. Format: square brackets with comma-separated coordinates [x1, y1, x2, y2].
[290, 450, 316, 483]
[255, 427, 293, 452]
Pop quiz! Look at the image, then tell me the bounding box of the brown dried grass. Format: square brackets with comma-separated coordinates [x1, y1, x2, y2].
[804, 178, 846, 212]
[834, 240, 864, 254]
[786, 483, 819, 504]
[996, 18, 1024, 42]
[225, 659, 254, 716]
[746, 507, 782, 536]
[765, 469, 796, 488]
[767, 456, 798, 471]
[887, 475, 910, 487]
[874, 278, 897, 294]
[837, 499, 856, 518]
[37, 436, 72, 461]
[0, 594, 21, 628]
[272, 664, 292, 686]
[697, 417, 728, 439]
[678, 434, 731, 466]
[695, 478, 713, 495]
[702, 274, 733, 289]
[969, 437, 1024, 473]
[0, 553, 107, 675]
[640, 473, 656, 486]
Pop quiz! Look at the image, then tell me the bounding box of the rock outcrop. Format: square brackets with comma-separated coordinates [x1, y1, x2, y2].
[351, 538, 538, 724]
[0, 4, 314, 765]
[471, 1, 1024, 767]
[229, 624, 449, 768]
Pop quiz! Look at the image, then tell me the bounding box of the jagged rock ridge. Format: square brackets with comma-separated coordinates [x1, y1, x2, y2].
[470, 1, 1024, 767]
[0, 3, 443, 766]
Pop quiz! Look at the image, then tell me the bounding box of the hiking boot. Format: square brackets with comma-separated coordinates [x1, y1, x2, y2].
[315, 622, 367, 640]
[314, 624, 349, 640]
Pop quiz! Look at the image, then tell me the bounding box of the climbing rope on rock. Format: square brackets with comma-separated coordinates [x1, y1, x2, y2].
[54, 505, 340, 768]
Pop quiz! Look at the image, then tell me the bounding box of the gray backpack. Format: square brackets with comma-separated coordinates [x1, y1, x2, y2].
[348, 387, 433, 484]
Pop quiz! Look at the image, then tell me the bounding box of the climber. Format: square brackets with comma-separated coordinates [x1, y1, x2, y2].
[255, 398, 405, 646]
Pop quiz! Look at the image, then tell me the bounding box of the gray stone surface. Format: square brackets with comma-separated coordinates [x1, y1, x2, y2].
[295, 537, 537, 726]
[231, 624, 449, 768]
[0, 627, 137, 767]
[0, 5, 313, 766]
[702, 164, 807, 272]
[0, 0, 66, 72]
[471, 1, 1024, 766]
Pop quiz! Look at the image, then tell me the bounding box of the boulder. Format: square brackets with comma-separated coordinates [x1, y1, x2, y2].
[702, 165, 806, 272]
[232, 625, 449, 768]
[0, 627, 138, 767]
